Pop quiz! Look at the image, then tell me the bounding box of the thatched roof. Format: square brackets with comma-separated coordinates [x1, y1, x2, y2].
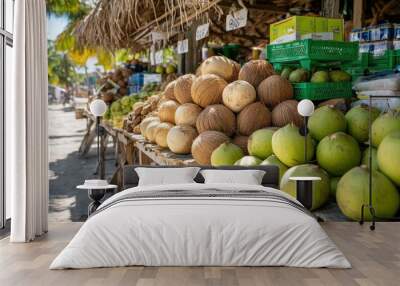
[75, 0, 316, 51]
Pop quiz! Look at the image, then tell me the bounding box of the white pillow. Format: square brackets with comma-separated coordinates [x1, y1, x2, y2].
[135, 167, 200, 186]
[200, 169, 266, 185]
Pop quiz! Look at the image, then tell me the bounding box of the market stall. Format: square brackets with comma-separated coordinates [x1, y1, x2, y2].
[73, 0, 400, 225]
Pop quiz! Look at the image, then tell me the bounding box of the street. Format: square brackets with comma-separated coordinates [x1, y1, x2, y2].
[48, 104, 115, 222]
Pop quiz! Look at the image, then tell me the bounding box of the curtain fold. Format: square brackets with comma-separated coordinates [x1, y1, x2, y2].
[9, 0, 48, 242]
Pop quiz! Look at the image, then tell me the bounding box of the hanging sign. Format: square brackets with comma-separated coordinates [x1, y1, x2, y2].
[151, 31, 167, 43]
[177, 39, 189, 54]
[155, 50, 163, 65]
[196, 23, 210, 41]
[226, 8, 248, 31]
[150, 48, 156, 66]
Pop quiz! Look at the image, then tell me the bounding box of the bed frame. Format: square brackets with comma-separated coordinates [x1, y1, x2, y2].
[123, 165, 280, 190]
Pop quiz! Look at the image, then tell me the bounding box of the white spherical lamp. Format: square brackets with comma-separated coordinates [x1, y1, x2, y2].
[90, 99, 107, 117]
[297, 99, 315, 117]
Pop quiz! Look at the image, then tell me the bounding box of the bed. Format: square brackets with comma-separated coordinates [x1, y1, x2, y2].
[50, 165, 350, 269]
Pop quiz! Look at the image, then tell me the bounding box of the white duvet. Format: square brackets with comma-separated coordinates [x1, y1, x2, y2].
[50, 183, 351, 269]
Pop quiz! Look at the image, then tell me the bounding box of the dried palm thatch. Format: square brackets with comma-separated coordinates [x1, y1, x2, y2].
[75, 0, 223, 51]
[75, 0, 320, 52]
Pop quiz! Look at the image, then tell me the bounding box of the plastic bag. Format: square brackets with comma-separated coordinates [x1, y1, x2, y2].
[353, 72, 400, 91]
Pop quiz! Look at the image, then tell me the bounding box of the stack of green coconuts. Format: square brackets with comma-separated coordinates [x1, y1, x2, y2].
[210, 104, 400, 220]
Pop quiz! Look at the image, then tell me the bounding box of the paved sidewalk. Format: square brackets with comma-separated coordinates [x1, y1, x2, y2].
[48, 104, 115, 222]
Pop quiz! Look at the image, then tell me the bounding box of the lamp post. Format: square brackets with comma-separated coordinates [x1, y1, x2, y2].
[89, 99, 107, 179]
[297, 99, 315, 163]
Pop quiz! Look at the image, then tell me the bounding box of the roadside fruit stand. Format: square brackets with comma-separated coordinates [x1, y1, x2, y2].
[75, 0, 400, 222]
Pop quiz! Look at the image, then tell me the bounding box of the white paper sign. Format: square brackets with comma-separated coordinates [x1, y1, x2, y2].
[196, 23, 210, 41]
[177, 39, 189, 54]
[151, 31, 167, 43]
[226, 8, 248, 31]
[155, 50, 163, 64]
[150, 49, 155, 66]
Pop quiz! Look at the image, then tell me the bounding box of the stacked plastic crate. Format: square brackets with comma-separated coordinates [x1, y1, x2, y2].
[266, 39, 358, 100]
[128, 73, 144, 94]
[347, 23, 400, 76]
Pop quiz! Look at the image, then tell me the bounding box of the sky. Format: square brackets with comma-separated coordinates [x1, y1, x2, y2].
[47, 15, 69, 41]
[47, 14, 99, 73]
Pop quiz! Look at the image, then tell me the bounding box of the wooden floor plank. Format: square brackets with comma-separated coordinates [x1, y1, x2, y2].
[0, 222, 399, 286]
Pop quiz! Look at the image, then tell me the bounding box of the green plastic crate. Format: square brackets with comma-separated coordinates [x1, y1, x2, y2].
[368, 50, 400, 71]
[344, 67, 368, 82]
[342, 53, 369, 69]
[293, 81, 353, 100]
[266, 40, 359, 70]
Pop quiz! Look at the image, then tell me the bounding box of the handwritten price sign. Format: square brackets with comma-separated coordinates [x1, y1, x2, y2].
[196, 23, 210, 41]
[177, 39, 189, 54]
[155, 50, 163, 65]
[226, 8, 248, 31]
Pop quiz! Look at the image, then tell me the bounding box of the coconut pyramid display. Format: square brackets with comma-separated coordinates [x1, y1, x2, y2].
[136, 55, 400, 221]
[97, 66, 133, 103]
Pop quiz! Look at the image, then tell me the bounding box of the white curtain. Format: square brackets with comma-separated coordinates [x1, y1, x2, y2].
[8, 0, 48, 242]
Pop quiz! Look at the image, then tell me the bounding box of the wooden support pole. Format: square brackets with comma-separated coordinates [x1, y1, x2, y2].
[353, 0, 364, 28]
[322, 0, 340, 18]
[99, 132, 108, 180]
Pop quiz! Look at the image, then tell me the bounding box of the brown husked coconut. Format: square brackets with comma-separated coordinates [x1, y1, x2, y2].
[175, 103, 202, 127]
[237, 102, 272, 136]
[119, 87, 128, 96]
[258, 75, 293, 109]
[145, 121, 160, 143]
[201, 56, 236, 82]
[191, 74, 227, 108]
[233, 135, 249, 155]
[222, 80, 256, 112]
[102, 91, 114, 103]
[158, 100, 179, 124]
[191, 131, 230, 165]
[117, 80, 127, 88]
[167, 125, 198, 154]
[155, 122, 174, 148]
[164, 80, 176, 100]
[140, 116, 160, 137]
[272, 100, 303, 127]
[238, 60, 275, 88]
[174, 74, 195, 104]
[196, 104, 236, 136]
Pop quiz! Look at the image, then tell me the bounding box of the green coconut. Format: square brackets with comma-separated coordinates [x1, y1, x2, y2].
[311, 71, 330, 83]
[288, 68, 308, 83]
[377, 131, 400, 186]
[345, 105, 380, 143]
[330, 176, 341, 199]
[280, 164, 330, 210]
[371, 111, 400, 147]
[280, 67, 294, 80]
[308, 106, 347, 141]
[247, 128, 278, 159]
[260, 155, 288, 182]
[336, 166, 399, 221]
[316, 132, 361, 176]
[329, 70, 352, 82]
[272, 124, 315, 167]
[234, 155, 262, 166]
[211, 142, 244, 166]
[361, 147, 378, 171]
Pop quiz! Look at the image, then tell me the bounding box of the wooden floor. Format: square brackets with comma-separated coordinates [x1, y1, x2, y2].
[0, 222, 399, 286]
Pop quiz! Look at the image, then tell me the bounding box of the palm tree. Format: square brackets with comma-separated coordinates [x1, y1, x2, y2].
[48, 40, 80, 88]
[46, 0, 90, 19]
[46, 1, 116, 73]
